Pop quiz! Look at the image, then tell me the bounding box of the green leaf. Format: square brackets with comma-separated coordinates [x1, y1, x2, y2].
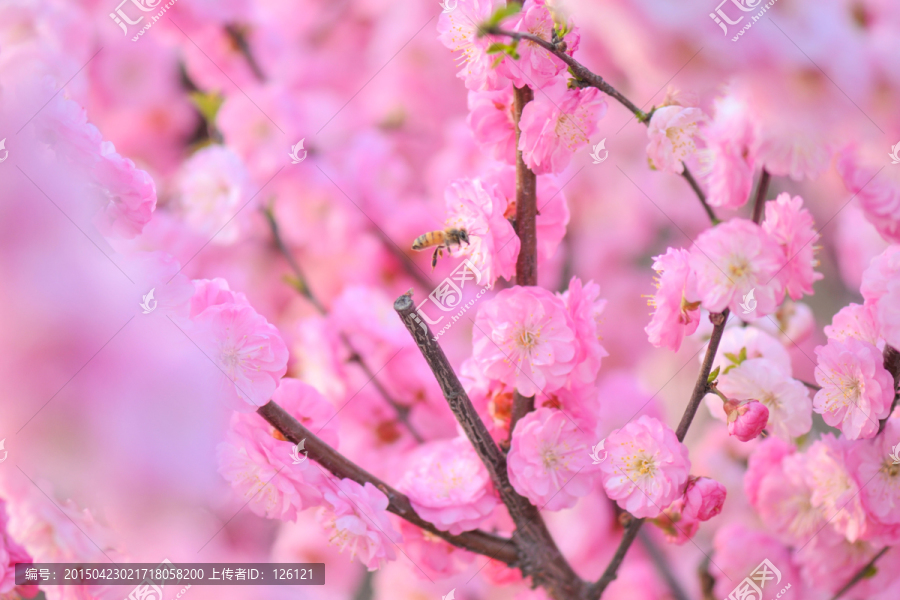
[707, 366, 720, 383]
[723, 352, 739, 364]
[189, 90, 224, 125]
[483, 2, 523, 30]
[486, 42, 509, 55]
[739, 346, 748, 362]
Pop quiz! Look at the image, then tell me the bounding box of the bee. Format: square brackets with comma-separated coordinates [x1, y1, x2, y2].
[412, 227, 471, 269]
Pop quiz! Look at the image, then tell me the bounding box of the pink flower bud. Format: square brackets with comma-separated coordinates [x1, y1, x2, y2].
[725, 400, 769, 442]
[683, 476, 727, 521]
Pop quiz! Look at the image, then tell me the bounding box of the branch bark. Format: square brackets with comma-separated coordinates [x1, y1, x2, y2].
[485, 26, 717, 225]
[878, 344, 900, 434]
[394, 292, 588, 599]
[508, 84, 539, 446]
[751, 169, 771, 224]
[256, 400, 517, 564]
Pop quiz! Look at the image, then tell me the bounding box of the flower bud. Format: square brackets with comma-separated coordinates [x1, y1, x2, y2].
[683, 476, 726, 521]
[725, 400, 769, 442]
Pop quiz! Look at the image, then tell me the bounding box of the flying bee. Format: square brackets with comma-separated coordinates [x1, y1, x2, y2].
[412, 227, 471, 269]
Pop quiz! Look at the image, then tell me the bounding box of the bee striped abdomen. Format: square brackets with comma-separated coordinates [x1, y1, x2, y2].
[412, 230, 445, 250]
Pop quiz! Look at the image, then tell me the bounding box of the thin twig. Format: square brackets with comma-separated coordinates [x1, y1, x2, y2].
[751, 169, 771, 224]
[256, 400, 517, 563]
[829, 546, 889, 600]
[264, 208, 424, 442]
[878, 345, 900, 434]
[485, 26, 717, 225]
[588, 310, 729, 599]
[224, 25, 267, 83]
[394, 292, 588, 599]
[801, 379, 822, 391]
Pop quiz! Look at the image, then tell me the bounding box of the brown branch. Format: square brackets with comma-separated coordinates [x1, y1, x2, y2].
[257, 400, 517, 564]
[224, 25, 267, 83]
[878, 345, 900, 434]
[683, 166, 718, 225]
[589, 310, 729, 599]
[751, 169, 771, 224]
[507, 84, 539, 446]
[264, 207, 424, 442]
[394, 292, 588, 599]
[829, 546, 889, 600]
[485, 26, 717, 225]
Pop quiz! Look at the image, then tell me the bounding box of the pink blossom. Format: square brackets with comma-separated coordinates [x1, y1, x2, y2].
[467, 86, 517, 164]
[644, 247, 701, 352]
[397, 437, 499, 535]
[762, 193, 822, 299]
[444, 177, 519, 286]
[689, 219, 785, 318]
[507, 407, 598, 511]
[708, 326, 793, 379]
[518, 83, 607, 175]
[824, 302, 882, 347]
[711, 524, 800, 600]
[701, 94, 756, 209]
[861, 245, 900, 349]
[837, 146, 900, 243]
[0, 500, 34, 597]
[218, 415, 325, 521]
[599, 416, 691, 518]
[646, 106, 705, 174]
[755, 450, 823, 546]
[472, 286, 578, 397]
[436, 0, 509, 91]
[397, 520, 475, 580]
[176, 145, 251, 243]
[496, 0, 577, 90]
[190, 277, 251, 318]
[652, 497, 699, 545]
[847, 416, 900, 536]
[683, 476, 726, 521]
[35, 93, 157, 239]
[717, 358, 812, 440]
[804, 435, 868, 542]
[560, 277, 609, 388]
[744, 435, 795, 507]
[317, 479, 399, 571]
[191, 300, 289, 410]
[724, 399, 769, 442]
[813, 337, 894, 439]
